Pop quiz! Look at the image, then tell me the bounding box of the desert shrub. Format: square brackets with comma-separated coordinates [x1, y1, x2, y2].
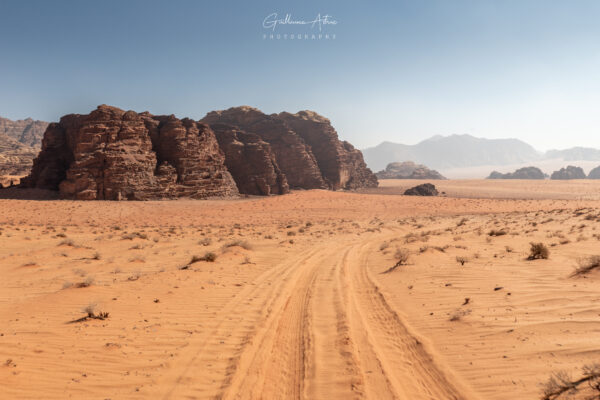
[488, 229, 508, 237]
[541, 364, 600, 400]
[528, 242, 549, 260]
[189, 252, 217, 264]
[198, 237, 212, 246]
[383, 248, 410, 273]
[223, 240, 253, 250]
[456, 256, 468, 266]
[572, 255, 600, 276]
[380, 242, 389, 251]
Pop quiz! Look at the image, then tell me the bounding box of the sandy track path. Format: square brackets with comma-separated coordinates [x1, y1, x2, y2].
[157, 236, 476, 400]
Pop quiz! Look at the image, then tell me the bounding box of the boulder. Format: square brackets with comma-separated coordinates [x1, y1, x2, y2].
[404, 183, 439, 196]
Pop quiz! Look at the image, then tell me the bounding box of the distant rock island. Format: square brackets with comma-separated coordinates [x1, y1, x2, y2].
[487, 167, 546, 179]
[376, 161, 446, 180]
[404, 183, 439, 196]
[550, 165, 586, 180]
[19, 105, 377, 199]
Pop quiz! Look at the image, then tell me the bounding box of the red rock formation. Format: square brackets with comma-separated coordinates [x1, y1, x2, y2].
[211, 123, 289, 195]
[22, 105, 238, 200]
[277, 110, 378, 189]
[202, 107, 327, 189]
[0, 117, 48, 148]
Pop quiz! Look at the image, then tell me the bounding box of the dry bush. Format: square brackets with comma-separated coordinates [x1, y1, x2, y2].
[383, 248, 410, 273]
[528, 242, 549, 260]
[223, 240, 253, 250]
[456, 256, 468, 266]
[198, 237, 212, 246]
[541, 364, 600, 400]
[189, 252, 217, 264]
[488, 229, 508, 237]
[572, 255, 600, 276]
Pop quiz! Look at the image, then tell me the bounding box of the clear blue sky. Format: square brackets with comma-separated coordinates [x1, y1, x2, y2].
[1, 0, 599, 150]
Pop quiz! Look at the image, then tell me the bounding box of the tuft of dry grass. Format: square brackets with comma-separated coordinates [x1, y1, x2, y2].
[528, 242, 549, 260]
[383, 248, 410, 274]
[571, 255, 600, 276]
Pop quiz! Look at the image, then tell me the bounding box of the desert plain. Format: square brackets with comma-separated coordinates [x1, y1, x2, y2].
[1, 179, 600, 400]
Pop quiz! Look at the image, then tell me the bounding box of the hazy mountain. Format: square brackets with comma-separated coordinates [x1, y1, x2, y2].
[0, 116, 48, 148]
[545, 147, 600, 161]
[362, 134, 541, 171]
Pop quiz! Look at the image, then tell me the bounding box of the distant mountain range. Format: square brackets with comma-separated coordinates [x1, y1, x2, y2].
[362, 134, 600, 172]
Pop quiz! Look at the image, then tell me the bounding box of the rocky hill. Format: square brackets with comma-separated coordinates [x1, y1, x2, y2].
[20, 105, 377, 199]
[376, 161, 446, 179]
[0, 117, 48, 175]
[550, 166, 587, 180]
[588, 166, 600, 179]
[202, 107, 377, 190]
[363, 135, 541, 172]
[487, 166, 546, 179]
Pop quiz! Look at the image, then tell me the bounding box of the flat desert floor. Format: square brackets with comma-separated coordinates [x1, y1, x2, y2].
[1, 180, 600, 399]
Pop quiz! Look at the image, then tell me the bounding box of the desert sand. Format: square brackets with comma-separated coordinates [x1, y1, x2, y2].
[1, 180, 600, 399]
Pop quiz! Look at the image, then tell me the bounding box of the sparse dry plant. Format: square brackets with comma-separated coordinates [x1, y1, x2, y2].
[572, 255, 600, 276]
[383, 248, 410, 273]
[456, 256, 468, 266]
[528, 242, 549, 260]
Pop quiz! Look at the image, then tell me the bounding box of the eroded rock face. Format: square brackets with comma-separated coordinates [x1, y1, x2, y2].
[278, 111, 378, 189]
[22, 105, 238, 200]
[202, 107, 326, 189]
[404, 183, 439, 196]
[211, 123, 289, 195]
[0, 133, 40, 176]
[0, 117, 48, 148]
[376, 161, 446, 180]
[550, 166, 586, 180]
[203, 107, 377, 190]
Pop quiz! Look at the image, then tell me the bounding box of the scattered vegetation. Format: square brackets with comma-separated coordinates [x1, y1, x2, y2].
[455, 256, 468, 266]
[68, 304, 110, 324]
[572, 255, 600, 276]
[189, 252, 217, 264]
[541, 364, 600, 400]
[528, 242, 550, 260]
[383, 248, 410, 273]
[488, 229, 508, 237]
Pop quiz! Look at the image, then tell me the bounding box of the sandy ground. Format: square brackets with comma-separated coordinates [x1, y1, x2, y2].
[1, 180, 600, 399]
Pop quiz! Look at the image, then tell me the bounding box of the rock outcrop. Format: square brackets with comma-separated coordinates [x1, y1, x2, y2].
[202, 107, 377, 190]
[0, 133, 40, 176]
[550, 166, 586, 180]
[211, 123, 289, 195]
[376, 161, 446, 180]
[487, 166, 546, 179]
[0, 117, 48, 148]
[588, 166, 600, 179]
[277, 111, 378, 189]
[21, 105, 238, 200]
[404, 183, 439, 196]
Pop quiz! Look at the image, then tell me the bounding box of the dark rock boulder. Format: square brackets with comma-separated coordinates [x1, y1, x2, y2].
[404, 183, 439, 196]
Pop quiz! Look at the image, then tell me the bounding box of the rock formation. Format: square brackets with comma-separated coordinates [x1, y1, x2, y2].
[211, 123, 289, 195]
[404, 183, 439, 196]
[588, 166, 600, 179]
[0, 133, 40, 176]
[550, 166, 586, 180]
[277, 111, 378, 189]
[21, 105, 238, 200]
[376, 161, 446, 180]
[202, 107, 377, 190]
[0, 117, 48, 148]
[487, 166, 546, 179]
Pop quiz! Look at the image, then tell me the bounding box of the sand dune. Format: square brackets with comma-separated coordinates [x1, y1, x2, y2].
[1, 181, 600, 399]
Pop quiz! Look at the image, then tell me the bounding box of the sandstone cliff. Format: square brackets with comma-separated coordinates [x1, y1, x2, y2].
[550, 166, 586, 180]
[211, 123, 289, 195]
[22, 105, 238, 200]
[203, 107, 377, 190]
